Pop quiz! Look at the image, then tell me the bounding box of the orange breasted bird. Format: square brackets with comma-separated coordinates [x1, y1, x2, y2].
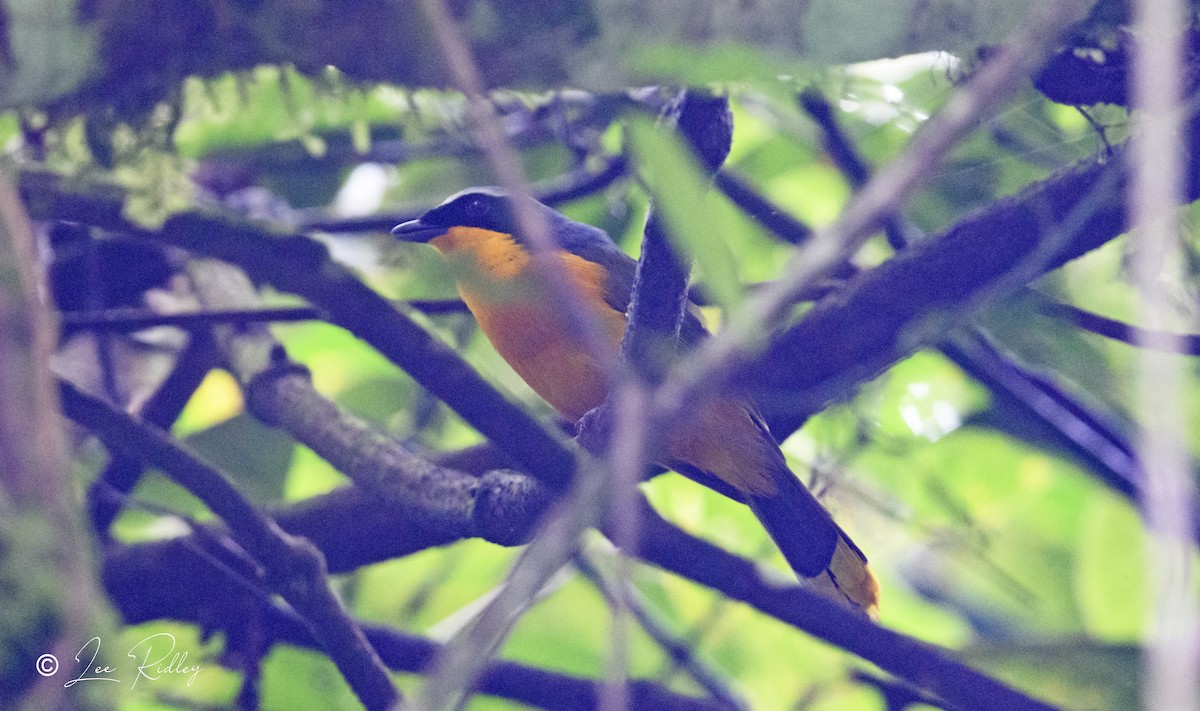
[394, 189, 879, 616]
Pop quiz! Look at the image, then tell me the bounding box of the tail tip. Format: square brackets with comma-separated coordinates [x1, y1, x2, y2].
[828, 541, 881, 620]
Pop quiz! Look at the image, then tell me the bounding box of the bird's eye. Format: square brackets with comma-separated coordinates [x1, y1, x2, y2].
[465, 198, 488, 219]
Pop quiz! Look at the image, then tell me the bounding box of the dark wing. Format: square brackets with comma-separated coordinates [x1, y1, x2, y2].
[568, 232, 711, 352]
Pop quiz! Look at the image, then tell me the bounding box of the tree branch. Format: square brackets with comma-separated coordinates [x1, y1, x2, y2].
[791, 88, 1180, 532]
[18, 167, 580, 491]
[58, 381, 401, 710]
[101, 540, 733, 711]
[744, 141, 1132, 427]
[574, 550, 750, 711]
[87, 328, 219, 536]
[185, 256, 555, 545]
[1043, 301, 1200, 355]
[101, 484, 1063, 711]
[626, 500, 1060, 711]
[655, 0, 1093, 437]
[60, 300, 469, 335]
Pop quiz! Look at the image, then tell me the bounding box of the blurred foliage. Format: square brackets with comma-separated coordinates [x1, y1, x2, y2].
[7, 1, 1199, 710]
[0, 0, 1125, 112]
[0, 0, 96, 107]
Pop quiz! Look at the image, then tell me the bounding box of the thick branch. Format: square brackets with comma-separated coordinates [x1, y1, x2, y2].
[621, 92, 730, 380]
[744, 145, 1139, 429]
[791, 87, 1197, 548]
[105, 481, 541, 583]
[188, 257, 554, 546]
[655, 0, 1093, 443]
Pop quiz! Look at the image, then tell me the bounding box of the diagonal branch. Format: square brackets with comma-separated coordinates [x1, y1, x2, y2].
[186, 256, 554, 546]
[102, 539, 734, 711]
[100, 482, 1060, 711]
[1043, 301, 1200, 355]
[743, 141, 1135, 429]
[627, 499, 1060, 711]
[574, 550, 750, 711]
[793, 87, 1183, 535]
[59, 381, 400, 710]
[102, 484, 1063, 711]
[17, 167, 580, 491]
[655, 0, 1094, 428]
[87, 329, 219, 536]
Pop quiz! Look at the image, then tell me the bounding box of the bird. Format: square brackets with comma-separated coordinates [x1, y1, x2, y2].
[393, 188, 879, 617]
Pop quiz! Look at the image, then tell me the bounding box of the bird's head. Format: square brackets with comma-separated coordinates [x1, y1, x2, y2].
[392, 188, 517, 245]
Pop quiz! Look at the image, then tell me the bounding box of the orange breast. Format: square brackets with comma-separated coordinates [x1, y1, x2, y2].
[431, 227, 627, 420]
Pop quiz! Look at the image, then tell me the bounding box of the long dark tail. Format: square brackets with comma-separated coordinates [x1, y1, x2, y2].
[748, 469, 880, 619]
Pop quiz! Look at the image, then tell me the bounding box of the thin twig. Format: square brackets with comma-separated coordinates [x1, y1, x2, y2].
[574, 550, 749, 711]
[798, 88, 920, 250]
[301, 153, 628, 234]
[412, 458, 611, 711]
[598, 382, 649, 711]
[60, 300, 469, 335]
[62, 305, 325, 333]
[1043, 301, 1200, 355]
[595, 92, 733, 711]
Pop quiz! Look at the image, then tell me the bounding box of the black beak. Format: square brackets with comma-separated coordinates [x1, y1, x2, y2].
[392, 219, 445, 243]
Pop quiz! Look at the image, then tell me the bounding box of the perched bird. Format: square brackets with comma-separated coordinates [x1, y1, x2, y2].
[394, 188, 879, 617]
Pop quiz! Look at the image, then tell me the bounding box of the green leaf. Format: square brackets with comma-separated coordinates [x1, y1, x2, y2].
[184, 414, 294, 505]
[259, 646, 358, 710]
[963, 640, 1140, 711]
[627, 118, 746, 313]
[1074, 492, 1149, 641]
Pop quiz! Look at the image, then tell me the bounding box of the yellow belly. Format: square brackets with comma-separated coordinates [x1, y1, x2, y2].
[461, 289, 625, 421]
[463, 290, 775, 493]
